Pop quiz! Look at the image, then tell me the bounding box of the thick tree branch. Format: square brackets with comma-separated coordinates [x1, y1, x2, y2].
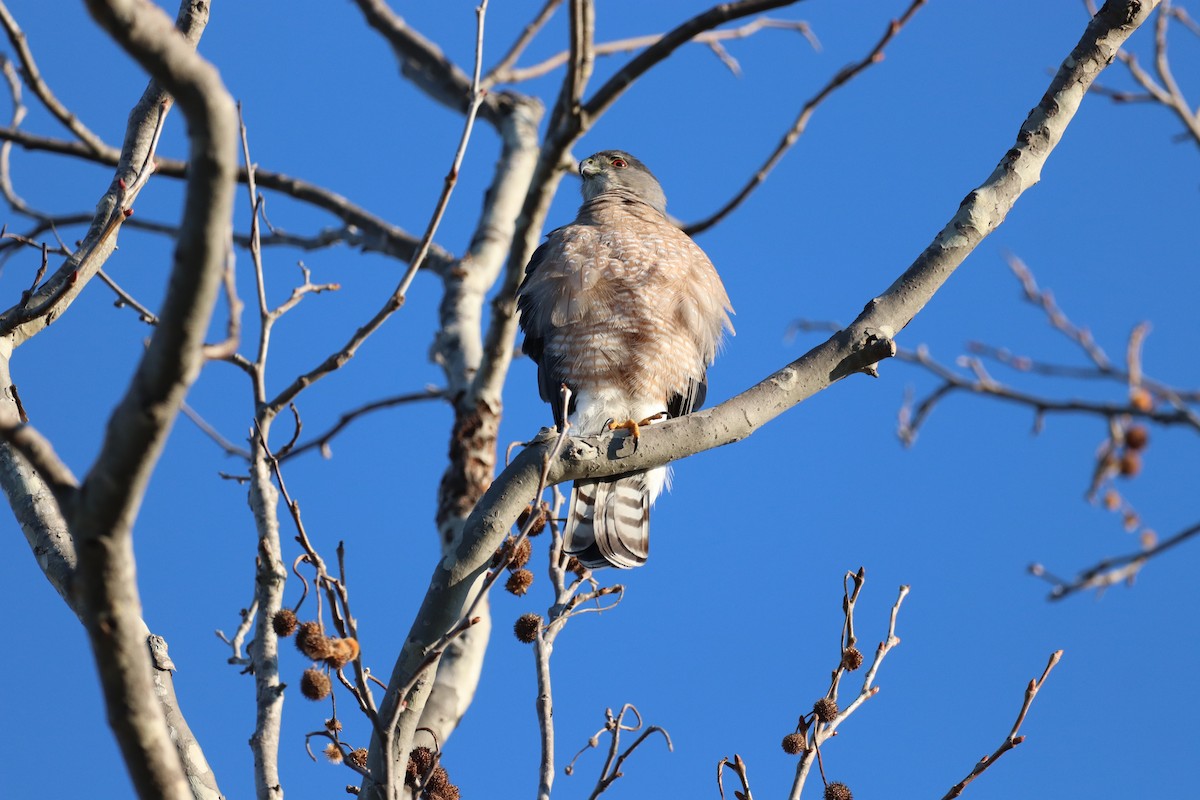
[350, 0, 510, 126]
[581, 0, 804, 122]
[376, 0, 1158, 774]
[415, 94, 543, 753]
[73, 2, 238, 800]
[0, 5, 226, 797]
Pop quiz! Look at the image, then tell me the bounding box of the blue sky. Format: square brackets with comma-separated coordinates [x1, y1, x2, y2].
[2, 1, 1198, 798]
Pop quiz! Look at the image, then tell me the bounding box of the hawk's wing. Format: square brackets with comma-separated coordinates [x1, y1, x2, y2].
[517, 229, 577, 427]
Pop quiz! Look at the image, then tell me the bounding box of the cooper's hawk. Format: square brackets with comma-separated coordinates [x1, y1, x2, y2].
[517, 150, 734, 569]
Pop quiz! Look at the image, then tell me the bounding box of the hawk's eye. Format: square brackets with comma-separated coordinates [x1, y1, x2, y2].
[610, 157, 628, 168]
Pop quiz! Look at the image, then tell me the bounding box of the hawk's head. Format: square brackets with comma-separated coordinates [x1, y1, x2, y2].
[579, 150, 667, 215]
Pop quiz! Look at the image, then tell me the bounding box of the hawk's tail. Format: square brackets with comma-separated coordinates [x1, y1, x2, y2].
[564, 472, 651, 569]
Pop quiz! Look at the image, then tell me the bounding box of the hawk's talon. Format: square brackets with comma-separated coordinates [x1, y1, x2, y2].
[607, 418, 642, 439]
[607, 413, 667, 440]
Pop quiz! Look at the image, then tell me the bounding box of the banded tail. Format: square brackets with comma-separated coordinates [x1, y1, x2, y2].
[564, 471, 652, 569]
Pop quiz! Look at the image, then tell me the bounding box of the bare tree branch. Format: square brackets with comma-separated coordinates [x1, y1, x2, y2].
[73, 2, 238, 799]
[1033, 520, 1200, 600]
[280, 388, 447, 461]
[684, 0, 926, 236]
[0, 5, 226, 797]
[941, 651, 1064, 798]
[1088, 0, 1200, 149]
[416, 91, 542, 754]
[789, 576, 908, 799]
[0, 124, 454, 267]
[0, 0, 112, 156]
[262, 4, 490, 419]
[0, 0, 187, 346]
[349, 0, 510, 126]
[483, 0, 563, 87]
[581, 0, 804, 122]
[491, 16, 818, 86]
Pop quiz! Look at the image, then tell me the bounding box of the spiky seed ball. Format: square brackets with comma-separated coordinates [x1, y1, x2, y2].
[514, 613, 542, 643]
[491, 537, 513, 568]
[424, 765, 450, 792]
[325, 717, 342, 733]
[824, 782, 853, 800]
[1118, 450, 1142, 477]
[781, 733, 807, 754]
[1103, 489, 1121, 511]
[300, 668, 332, 701]
[406, 746, 436, 782]
[506, 569, 534, 596]
[347, 747, 368, 769]
[324, 637, 361, 670]
[1130, 388, 1154, 412]
[813, 697, 839, 723]
[841, 647, 864, 671]
[516, 505, 533, 529]
[1125, 425, 1149, 451]
[530, 503, 549, 536]
[273, 608, 299, 637]
[510, 537, 533, 569]
[517, 504, 548, 536]
[296, 621, 331, 659]
[324, 742, 344, 764]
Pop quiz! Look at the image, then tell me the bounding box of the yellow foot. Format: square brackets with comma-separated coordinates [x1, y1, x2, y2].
[606, 413, 667, 440]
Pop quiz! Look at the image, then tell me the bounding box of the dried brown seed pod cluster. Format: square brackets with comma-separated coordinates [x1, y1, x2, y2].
[406, 746, 460, 800]
[510, 537, 533, 569]
[272, 608, 298, 637]
[812, 697, 839, 723]
[292, 620, 360, 668]
[781, 732, 807, 754]
[517, 502, 549, 536]
[824, 781, 853, 800]
[346, 747, 368, 769]
[300, 668, 331, 701]
[513, 613, 542, 643]
[506, 568, 534, 596]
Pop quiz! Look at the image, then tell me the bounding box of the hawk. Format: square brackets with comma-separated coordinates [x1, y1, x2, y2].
[517, 150, 734, 569]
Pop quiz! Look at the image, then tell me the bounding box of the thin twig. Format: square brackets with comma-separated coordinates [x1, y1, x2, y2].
[263, 0, 489, 417]
[0, 1, 111, 156]
[685, 1, 925, 235]
[716, 754, 754, 800]
[181, 402, 250, 459]
[483, 0, 563, 87]
[789, 578, 908, 800]
[492, 16, 816, 85]
[1033, 520, 1200, 600]
[96, 268, 159, 324]
[941, 651, 1064, 799]
[280, 388, 446, 461]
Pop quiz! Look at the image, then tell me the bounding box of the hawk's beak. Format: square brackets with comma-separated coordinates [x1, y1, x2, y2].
[579, 158, 599, 179]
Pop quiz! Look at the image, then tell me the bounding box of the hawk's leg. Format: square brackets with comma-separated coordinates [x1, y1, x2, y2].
[606, 412, 667, 440]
